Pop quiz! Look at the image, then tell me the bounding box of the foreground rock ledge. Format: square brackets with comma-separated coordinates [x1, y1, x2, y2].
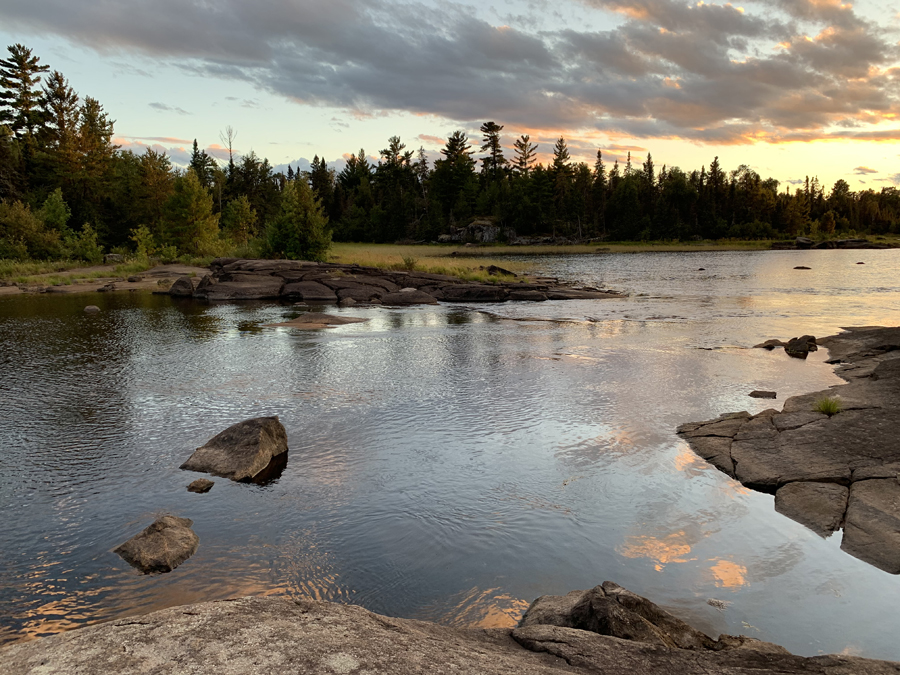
[4, 595, 899, 675]
[174, 258, 624, 304]
[678, 326, 900, 573]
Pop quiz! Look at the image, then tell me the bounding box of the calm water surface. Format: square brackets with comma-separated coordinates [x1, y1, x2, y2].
[2, 249, 900, 658]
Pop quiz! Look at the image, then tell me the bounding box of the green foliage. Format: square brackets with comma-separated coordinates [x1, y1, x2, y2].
[814, 396, 842, 416]
[39, 188, 71, 232]
[0, 199, 60, 258]
[221, 194, 257, 245]
[63, 223, 103, 263]
[129, 224, 155, 259]
[162, 169, 220, 255]
[265, 180, 331, 261]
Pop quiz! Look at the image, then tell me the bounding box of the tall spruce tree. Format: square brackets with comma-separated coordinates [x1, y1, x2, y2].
[0, 44, 49, 140]
[512, 134, 537, 175]
[479, 121, 506, 179]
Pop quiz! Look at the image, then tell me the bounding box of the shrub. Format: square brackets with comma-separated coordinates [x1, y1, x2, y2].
[265, 180, 331, 261]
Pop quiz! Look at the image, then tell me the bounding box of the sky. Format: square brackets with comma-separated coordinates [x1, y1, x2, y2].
[1, 0, 899, 191]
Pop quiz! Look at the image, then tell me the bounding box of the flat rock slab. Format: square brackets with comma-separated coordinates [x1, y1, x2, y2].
[749, 390, 777, 399]
[180, 417, 288, 481]
[381, 290, 439, 305]
[678, 325, 900, 572]
[113, 516, 198, 574]
[774, 482, 848, 536]
[842, 479, 900, 574]
[265, 313, 369, 329]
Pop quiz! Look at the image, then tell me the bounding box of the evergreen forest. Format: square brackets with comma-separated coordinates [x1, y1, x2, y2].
[2, 43, 899, 264]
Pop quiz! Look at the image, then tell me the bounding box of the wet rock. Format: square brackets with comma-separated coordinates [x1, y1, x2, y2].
[187, 479, 214, 493]
[180, 417, 288, 482]
[795, 237, 814, 248]
[841, 479, 900, 573]
[754, 339, 786, 350]
[168, 275, 200, 297]
[113, 516, 198, 574]
[774, 482, 848, 536]
[195, 276, 284, 301]
[793, 265, 811, 270]
[442, 285, 510, 302]
[785, 335, 817, 358]
[380, 290, 439, 305]
[337, 297, 357, 307]
[749, 390, 777, 399]
[281, 280, 338, 303]
[509, 289, 548, 301]
[83, 305, 100, 314]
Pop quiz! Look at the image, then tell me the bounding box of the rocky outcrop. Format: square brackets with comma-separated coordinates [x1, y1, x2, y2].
[180, 416, 289, 482]
[4, 592, 899, 674]
[772, 237, 894, 250]
[679, 326, 900, 572]
[518, 581, 784, 654]
[785, 334, 817, 358]
[174, 258, 623, 304]
[113, 516, 199, 574]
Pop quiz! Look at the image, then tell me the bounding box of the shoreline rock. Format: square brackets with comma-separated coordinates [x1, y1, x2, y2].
[5, 586, 900, 674]
[679, 325, 900, 572]
[177, 258, 625, 304]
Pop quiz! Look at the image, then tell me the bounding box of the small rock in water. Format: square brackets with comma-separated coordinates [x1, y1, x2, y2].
[83, 305, 100, 314]
[794, 266, 811, 270]
[753, 339, 786, 350]
[187, 478, 214, 493]
[114, 515, 199, 574]
[337, 297, 357, 306]
[707, 598, 732, 610]
[785, 335, 817, 358]
[749, 390, 777, 399]
[180, 416, 289, 482]
[698, 268, 706, 271]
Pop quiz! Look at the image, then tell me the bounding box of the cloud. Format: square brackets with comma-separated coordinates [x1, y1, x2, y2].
[113, 137, 227, 166]
[2, 0, 899, 144]
[853, 166, 878, 174]
[148, 101, 190, 115]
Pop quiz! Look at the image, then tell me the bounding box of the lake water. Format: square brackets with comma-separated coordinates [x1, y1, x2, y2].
[2, 249, 900, 659]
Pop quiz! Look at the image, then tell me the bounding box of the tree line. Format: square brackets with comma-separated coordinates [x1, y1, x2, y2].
[1, 43, 898, 264]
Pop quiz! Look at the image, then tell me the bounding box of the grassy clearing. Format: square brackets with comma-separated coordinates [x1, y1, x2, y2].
[328, 243, 532, 282]
[814, 396, 843, 416]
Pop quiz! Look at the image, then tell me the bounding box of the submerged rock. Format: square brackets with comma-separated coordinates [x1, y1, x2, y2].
[113, 515, 198, 574]
[749, 390, 777, 399]
[83, 305, 100, 314]
[187, 478, 214, 493]
[180, 417, 288, 482]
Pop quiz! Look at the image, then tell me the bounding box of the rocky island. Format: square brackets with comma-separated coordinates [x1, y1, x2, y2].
[678, 326, 900, 573]
[169, 257, 624, 304]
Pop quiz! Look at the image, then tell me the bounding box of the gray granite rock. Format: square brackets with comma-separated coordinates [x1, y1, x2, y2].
[180, 417, 288, 481]
[774, 482, 848, 536]
[6, 594, 898, 675]
[113, 516, 198, 574]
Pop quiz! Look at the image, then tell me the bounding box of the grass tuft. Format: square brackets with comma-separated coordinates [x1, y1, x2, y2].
[814, 396, 842, 416]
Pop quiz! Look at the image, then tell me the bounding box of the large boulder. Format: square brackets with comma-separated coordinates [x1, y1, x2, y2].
[168, 275, 201, 297]
[180, 417, 289, 481]
[113, 516, 198, 574]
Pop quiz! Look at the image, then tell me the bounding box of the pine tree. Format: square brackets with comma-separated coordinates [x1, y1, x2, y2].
[512, 134, 537, 175]
[221, 194, 257, 245]
[162, 168, 220, 254]
[479, 121, 506, 179]
[0, 44, 49, 140]
[189, 139, 216, 188]
[265, 179, 331, 261]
